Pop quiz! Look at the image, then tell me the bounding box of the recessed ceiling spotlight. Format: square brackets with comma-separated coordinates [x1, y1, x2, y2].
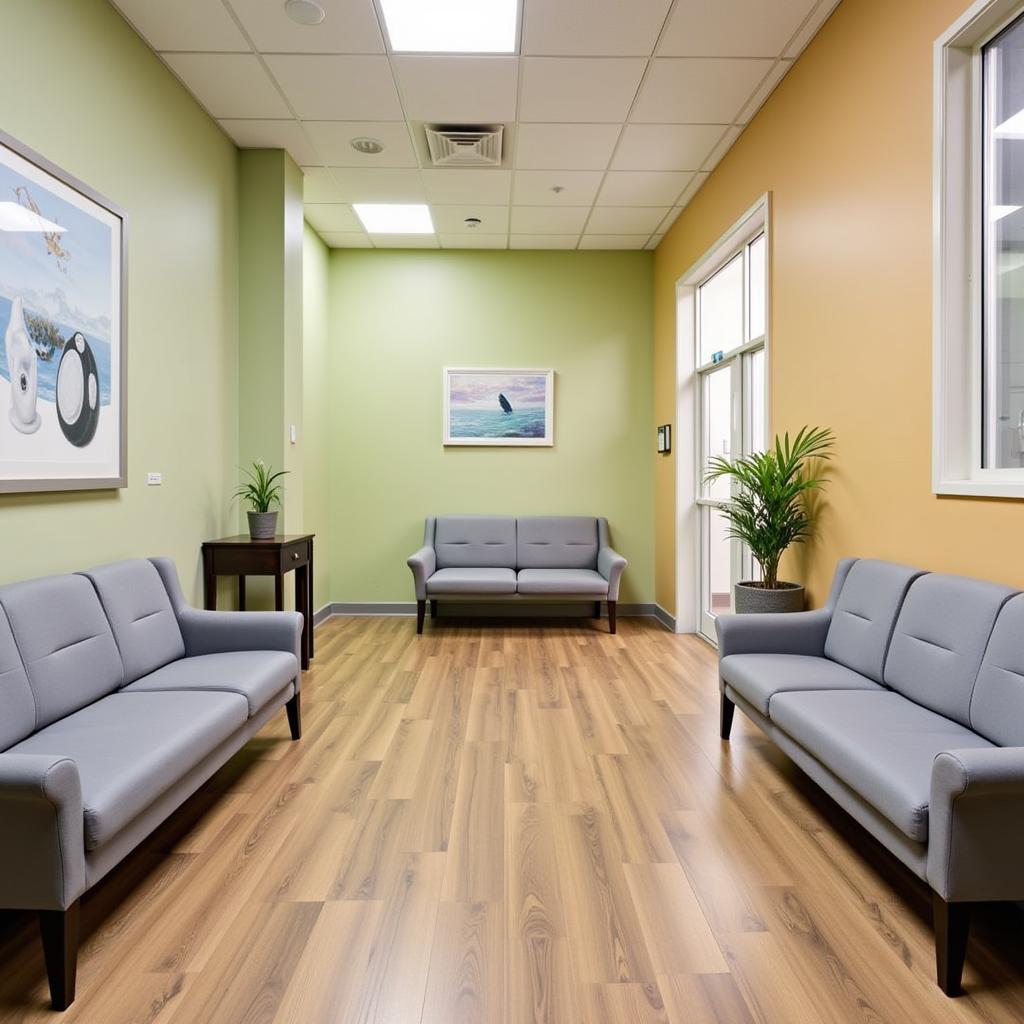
[350, 137, 385, 155]
[464, 217, 482, 228]
[284, 0, 326, 26]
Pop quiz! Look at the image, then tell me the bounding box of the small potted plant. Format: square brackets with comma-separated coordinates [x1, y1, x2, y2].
[704, 426, 834, 613]
[234, 461, 287, 540]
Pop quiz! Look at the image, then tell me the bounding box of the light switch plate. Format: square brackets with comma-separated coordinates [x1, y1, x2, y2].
[147, 472, 162, 486]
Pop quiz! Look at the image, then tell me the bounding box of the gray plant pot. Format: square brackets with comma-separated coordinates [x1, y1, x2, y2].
[734, 581, 805, 614]
[247, 511, 278, 540]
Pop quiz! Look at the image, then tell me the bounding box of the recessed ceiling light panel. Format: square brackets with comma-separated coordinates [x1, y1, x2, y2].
[284, 0, 326, 25]
[379, 0, 518, 53]
[353, 203, 434, 234]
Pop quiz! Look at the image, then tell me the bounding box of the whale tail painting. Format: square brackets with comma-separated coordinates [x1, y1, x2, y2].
[498, 392, 512, 414]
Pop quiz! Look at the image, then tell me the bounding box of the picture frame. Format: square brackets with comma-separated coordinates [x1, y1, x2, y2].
[657, 423, 671, 454]
[443, 367, 554, 447]
[0, 129, 127, 493]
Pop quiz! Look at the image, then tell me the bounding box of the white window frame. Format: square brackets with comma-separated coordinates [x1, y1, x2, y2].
[675, 194, 771, 637]
[935, 0, 1024, 496]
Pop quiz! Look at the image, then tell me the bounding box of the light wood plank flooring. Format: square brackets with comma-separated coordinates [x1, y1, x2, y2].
[2, 615, 1024, 1022]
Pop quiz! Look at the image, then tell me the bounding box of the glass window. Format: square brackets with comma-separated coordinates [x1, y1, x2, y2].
[698, 253, 744, 363]
[746, 346, 766, 454]
[748, 233, 766, 341]
[702, 505, 734, 622]
[703, 364, 734, 501]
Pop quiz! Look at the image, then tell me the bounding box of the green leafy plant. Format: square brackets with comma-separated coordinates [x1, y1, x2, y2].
[704, 426, 835, 590]
[233, 461, 287, 514]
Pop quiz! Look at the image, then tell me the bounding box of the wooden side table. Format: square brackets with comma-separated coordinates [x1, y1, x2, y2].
[201, 534, 315, 670]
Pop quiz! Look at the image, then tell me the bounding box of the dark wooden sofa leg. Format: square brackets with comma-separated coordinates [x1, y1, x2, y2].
[286, 692, 302, 740]
[430, 599, 438, 618]
[720, 693, 736, 740]
[607, 601, 617, 634]
[416, 600, 426, 634]
[934, 895, 971, 996]
[39, 900, 79, 1011]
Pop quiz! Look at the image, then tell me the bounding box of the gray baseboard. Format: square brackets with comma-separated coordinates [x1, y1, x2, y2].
[312, 603, 335, 627]
[653, 604, 677, 632]
[319, 601, 660, 620]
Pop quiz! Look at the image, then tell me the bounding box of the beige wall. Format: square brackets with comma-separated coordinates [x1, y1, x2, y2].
[653, 0, 1003, 616]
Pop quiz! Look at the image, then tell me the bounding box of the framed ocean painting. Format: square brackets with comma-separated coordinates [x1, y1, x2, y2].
[443, 368, 554, 447]
[0, 130, 126, 492]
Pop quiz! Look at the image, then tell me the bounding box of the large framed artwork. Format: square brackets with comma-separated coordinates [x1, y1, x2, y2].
[0, 130, 126, 493]
[443, 367, 554, 447]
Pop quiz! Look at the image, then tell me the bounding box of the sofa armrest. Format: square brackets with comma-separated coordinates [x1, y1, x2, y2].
[176, 607, 303, 666]
[927, 747, 1024, 902]
[597, 546, 628, 601]
[407, 545, 436, 601]
[0, 755, 84, 910]
[715, 608, 832, 660]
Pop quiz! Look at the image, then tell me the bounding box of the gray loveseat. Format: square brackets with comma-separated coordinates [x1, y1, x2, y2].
[0, 557, 302, 1010]
[407, 515, 627, 633]
[717, 556, 1024, 995]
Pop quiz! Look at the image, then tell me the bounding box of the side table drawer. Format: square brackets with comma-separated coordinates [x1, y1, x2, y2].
[280, 540, 309, 572]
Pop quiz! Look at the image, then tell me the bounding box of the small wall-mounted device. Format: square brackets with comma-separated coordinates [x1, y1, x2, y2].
[146, 472, 162, 486]
[657, 424, 672, 454]
[289, 424, 298, 445]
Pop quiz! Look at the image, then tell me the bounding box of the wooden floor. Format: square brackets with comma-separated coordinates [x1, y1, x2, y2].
[2, 615, 1024, 1023]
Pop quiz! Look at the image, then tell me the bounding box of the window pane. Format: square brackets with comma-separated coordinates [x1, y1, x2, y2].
[698, 253, 743, 363]
[703, 364, 733, 500]
[703, 505, 734, 620]
[747, 347, 766, 454]
[983, 15, 1024, 468]
[748, 233, 766, 340]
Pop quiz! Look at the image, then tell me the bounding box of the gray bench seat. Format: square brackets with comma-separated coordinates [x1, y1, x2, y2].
[427, 567, 517, 594]
[517, 568, 608, 595]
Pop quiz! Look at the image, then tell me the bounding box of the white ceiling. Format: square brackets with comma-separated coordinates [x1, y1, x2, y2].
[112, 0, 841, 251]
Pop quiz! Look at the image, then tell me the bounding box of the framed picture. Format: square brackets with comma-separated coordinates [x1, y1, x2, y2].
[443, 367, 554, 447]
[0, 130, 127, 493]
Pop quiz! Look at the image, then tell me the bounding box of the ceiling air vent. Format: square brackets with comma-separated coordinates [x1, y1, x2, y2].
[425, 125, 504, 167]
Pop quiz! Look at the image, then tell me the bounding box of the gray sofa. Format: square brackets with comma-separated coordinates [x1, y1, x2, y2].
[407, 515, 627, 633]
[717, 556, 1024, 995]
[0, 557, 302, 1010]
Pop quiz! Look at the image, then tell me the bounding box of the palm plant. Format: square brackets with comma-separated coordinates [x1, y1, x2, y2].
[233, 461, 287, 513]
[704, 426, 835, 590]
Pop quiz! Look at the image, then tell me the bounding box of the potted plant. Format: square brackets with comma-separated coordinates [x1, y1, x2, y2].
[234, 461, 287, 540]
[704, 426, 835, 613]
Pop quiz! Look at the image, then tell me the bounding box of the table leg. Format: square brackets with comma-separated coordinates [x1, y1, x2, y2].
[275, 573, 284, 612]
[238, 575, 246, 611]
[203, 549, 216, 611]
[295, 564, 310, 671]
[307, 541, 315, 660]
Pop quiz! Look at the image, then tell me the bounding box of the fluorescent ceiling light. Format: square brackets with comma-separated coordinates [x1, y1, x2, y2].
[378, 0, 518, 53]
[353, 203, 434, 234]
[0, 202, 66, 233]
[992, 204, 1021, 222]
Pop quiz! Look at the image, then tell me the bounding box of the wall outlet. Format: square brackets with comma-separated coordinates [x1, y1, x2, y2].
[146, 472, 162, 486]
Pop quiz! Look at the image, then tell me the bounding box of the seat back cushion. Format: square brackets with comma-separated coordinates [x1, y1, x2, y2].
[884, 574, 1016, 726]
[516, 516, 599, 570]
[80, 560, 185, 684]
[434, 515, 517, 569]
[823, 559, 925, 682]
[0, 604, 35, 750]
[0, 574, 124, 731]
[971, 593, 1024, 746]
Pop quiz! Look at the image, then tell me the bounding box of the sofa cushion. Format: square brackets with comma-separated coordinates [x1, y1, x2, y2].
[770, 690, 993, 841]
[721, 654, 883, 717]
[79, 560, 185, 685]
[427, 567, 517, 595]
[823, 559, 924, 682]
[516, 569, 608, 596]
[7, 690, 248, 849]
[0, 604, 34, 751]
[434, 516, 516, 570]
[0, 575, 124, 731]
[884, 573, 1016, 727]
[124, 651, 297, 716]
[516, 516, 599, 570]
[972, 593, 1024, 746]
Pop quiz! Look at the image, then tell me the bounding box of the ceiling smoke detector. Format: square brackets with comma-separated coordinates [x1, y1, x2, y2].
[350, 137, 385, 155]
[284, 0, 326, 26]
[424, 125, 504, 167]
[464, 217, 482, 228]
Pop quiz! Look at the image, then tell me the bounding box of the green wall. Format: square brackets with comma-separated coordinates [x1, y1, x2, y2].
[326, 249, 655, 605]
[0, 0, 238, 602]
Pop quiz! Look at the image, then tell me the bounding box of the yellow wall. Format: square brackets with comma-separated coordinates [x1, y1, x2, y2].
[654, 0, 1007, 616]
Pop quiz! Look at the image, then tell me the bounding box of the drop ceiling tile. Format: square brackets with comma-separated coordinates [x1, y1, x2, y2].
[657, 208, 682, 232]
[219, 119, 319, 164]
[421, 169, 512, 205]
[509, 234, 580, 249]
[331, 168, 426, 202]
[702, 126, 743, 172]
[304, 204, 363, 232]
[228, 0, 385, 53]
[578, 235, 650, 249]
[631, 59, 774, 124]
[163, 54, 290, 118]
[264, 54, 402, 120]
[596, 171, 692, 207]
[321, 232, 373, 248]
[611, 124, 723, 170]
[372, 234, 440, 248]
[784, 0, 842, 59]
[514, 124, 621, 170]
[519, 58, 647, 122]
[431, 205, 510, 233]
[513, 170, 604, 206]
[510, 206, 590, 234]
[113, 0, 248, 51]
[439, 233, 508, 249]
[736, 61, 793, 122]
[676, 172, 709, 207]
[304, 121, 417, 166]
[392, 57, 518, 123]
[586, 207, 669, 234]
[659, 0, 818, 57]
[522, 0, 673, 56]
[645, 234, 665, 250]
[301, 167, 344, 203]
